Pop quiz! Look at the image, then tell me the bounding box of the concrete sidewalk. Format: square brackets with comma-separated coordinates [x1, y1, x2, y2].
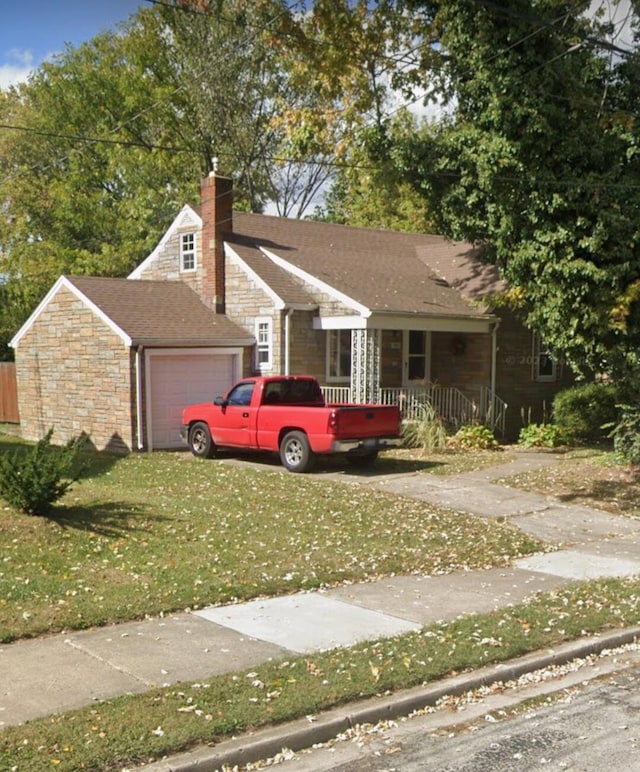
[3, 449, 640, 741]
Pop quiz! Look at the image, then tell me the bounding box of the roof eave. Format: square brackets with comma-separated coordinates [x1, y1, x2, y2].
[130, 337, 255, 348]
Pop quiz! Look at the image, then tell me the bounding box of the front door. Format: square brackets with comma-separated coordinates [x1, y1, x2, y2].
[404, 330, 431, 386]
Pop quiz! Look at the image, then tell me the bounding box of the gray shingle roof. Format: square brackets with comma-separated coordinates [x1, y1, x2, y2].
[229, 213, 501, 318]
[66, 276, 252, 346]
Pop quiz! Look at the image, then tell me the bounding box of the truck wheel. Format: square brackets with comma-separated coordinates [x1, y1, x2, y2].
[280, 431, 315, 473]
[188, 422, 215, 459]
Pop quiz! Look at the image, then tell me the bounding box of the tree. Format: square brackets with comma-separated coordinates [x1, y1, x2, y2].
[0, 1, 324, 355]
[315, 110, 436, 231]
[391, 0, 640, 391]
[267, 0, 426, 219]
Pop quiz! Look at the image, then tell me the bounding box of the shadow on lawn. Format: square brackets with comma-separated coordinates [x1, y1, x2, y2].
[207, 448, 445, 476]
[48, 501, 166, 537]
[557, 477, 640, 515]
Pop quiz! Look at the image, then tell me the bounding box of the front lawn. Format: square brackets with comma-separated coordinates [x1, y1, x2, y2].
[496, 448, 640, 517]
[0, 434, 545, 643]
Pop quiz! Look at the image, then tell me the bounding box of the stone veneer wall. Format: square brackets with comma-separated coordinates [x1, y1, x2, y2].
[135, 224, 205, 298]
[225, 259, 281, 373]
[15, 287, 135, 452]
[225, 260, 328, 379]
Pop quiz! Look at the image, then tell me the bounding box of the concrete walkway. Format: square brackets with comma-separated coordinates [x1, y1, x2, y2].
[3, 450, 640, 736]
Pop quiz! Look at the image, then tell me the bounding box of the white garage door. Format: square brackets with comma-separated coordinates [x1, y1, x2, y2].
[148, 351, 236, 449]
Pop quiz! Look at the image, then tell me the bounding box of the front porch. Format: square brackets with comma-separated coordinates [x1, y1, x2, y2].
[322, 383, 507, 434]
[318, 325, 508, 434]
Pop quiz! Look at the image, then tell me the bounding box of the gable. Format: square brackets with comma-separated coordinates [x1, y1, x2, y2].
[128, 205, 201, 280]
[10, 276, 131, 349]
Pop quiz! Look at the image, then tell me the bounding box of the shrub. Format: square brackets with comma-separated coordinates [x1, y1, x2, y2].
[518, 423, 573, 449]
[0, 429, 88, 516]
[402, 403, 447, 453]
[609, 404, 640, 466]
[553, 382, 619, 442]
[447, 424, 499, 451]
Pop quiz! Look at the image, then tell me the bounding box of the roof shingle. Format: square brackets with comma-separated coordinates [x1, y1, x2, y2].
[67, 276, 252, 345]
[229, 213, 501, 318]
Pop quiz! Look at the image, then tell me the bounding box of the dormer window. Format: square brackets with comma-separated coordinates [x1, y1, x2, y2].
[180, 233, 196, 272]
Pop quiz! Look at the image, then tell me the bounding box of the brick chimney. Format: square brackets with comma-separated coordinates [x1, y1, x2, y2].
[200, 171, 233, 313]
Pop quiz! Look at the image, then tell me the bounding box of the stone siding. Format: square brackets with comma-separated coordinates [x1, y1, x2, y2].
[225, 259, 282, 373]
[15, 287, 135, 452]
[136, 225, 205, 298]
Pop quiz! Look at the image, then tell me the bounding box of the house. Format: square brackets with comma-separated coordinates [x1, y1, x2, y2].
[11, 172, 574, 451]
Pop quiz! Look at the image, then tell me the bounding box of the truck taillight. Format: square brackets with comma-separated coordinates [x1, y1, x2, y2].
[328, 409, 338, 433]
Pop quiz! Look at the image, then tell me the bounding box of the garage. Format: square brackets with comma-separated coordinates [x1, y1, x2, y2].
[147, 348, 242, 449]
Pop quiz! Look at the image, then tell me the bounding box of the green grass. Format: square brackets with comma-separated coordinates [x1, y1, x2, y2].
[0, 436, 544, 643]
[496, 448, 640, 517]
[3, 576, 640, 771]
[374, 446, 518, 476]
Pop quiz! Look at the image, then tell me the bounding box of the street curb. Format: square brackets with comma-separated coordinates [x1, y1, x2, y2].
[144, 625, 640, 771]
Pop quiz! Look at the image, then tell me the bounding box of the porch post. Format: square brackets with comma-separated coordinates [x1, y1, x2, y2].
[351, 329, 381, 403]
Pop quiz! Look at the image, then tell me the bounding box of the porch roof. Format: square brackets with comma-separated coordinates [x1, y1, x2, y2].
[229, 213, 502, 319]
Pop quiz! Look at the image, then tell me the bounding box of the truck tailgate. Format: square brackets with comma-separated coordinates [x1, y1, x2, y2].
[330, 404, 400, 438]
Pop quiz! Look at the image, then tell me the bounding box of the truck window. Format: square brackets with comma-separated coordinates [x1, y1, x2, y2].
[281, 380, 324, 404]
[227, 382, 255, 406]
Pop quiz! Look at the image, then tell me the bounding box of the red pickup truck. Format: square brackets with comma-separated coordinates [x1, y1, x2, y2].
[180, 375, 402, 472]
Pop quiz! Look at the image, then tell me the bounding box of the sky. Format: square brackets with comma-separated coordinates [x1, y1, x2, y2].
[0, 0, 146, 89]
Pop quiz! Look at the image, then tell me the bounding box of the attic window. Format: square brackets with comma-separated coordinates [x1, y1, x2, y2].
[180, 233, 196, 272]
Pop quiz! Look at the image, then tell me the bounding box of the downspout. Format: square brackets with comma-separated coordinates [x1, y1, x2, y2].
[136, 345, 144, 450]
[491, 319, 500, 396]
[284, 309, 294, 375]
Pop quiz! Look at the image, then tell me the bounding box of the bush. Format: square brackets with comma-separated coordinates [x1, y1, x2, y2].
[447, 424, 499, 451]
[553, 382, 619, 442]
[0, 429, 88, 516]
[402, 403, 447, 453]
[609, 404, 640, 466]
[518, 423, 573, 449]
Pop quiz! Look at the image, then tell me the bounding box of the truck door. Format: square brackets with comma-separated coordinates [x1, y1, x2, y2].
[214, 381, 255, 447]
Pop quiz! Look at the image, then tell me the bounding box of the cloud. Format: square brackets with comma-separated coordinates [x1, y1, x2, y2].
[0, 49, 36, 89]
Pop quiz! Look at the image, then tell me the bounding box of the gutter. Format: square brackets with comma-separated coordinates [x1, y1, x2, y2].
[284, 309, 294, 375]
[491, 318, 501, 395]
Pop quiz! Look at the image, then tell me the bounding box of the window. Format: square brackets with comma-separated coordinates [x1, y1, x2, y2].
[408, 330, 427, 381]
[255, 318, 272, 371]
[227, 381, 255, 406]
[533, 333, 557, 382]
[180, 232, 196, 272]
[327, 329, 351, 381]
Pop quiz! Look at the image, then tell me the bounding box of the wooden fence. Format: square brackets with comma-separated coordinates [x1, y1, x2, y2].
[0, 363, 19, 423]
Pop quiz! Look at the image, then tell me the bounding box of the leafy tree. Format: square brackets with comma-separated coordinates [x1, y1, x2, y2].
[390, 0, 640, 392]
[0, 1, 327, 354]
[315, 110, 436, 231]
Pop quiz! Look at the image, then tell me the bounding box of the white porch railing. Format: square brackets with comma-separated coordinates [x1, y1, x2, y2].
[478, 386, 508, 435]
[321, 384, 507, 434]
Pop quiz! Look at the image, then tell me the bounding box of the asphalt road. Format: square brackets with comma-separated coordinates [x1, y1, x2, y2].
[270, 646, 640, 772]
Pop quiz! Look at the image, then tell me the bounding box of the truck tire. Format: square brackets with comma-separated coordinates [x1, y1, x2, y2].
[188, 422, 215, 459]
[280, 430, 315, 473]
